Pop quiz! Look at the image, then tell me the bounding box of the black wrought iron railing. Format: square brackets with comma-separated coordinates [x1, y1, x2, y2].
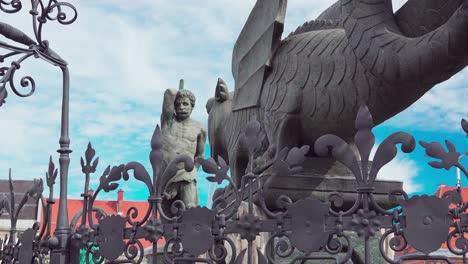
[0, 104, 466, 264]
[1, 1, 468, 264]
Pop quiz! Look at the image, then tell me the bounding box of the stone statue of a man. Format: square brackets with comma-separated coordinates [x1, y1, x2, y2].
[161, 82, 206, 209]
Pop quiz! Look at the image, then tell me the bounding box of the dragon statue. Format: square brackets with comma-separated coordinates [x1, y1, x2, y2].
[206, 0, 468, 187]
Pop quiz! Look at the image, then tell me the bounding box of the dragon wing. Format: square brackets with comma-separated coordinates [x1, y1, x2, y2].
[231, 0, 287, 111]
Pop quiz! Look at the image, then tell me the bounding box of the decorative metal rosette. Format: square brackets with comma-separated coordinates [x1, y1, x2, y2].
[351, 209, 381, 237]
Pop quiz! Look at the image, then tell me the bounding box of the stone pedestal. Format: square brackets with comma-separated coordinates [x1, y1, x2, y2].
[266, 157, 402, 210]
[220, 157, 402, 212]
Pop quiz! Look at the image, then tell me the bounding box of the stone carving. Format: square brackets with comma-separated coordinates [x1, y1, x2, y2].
[206, 0, 468, 186]
[161, 81, 206, 209]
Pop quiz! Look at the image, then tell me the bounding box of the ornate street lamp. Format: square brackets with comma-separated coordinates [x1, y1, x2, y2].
[0, 1, 77, 263]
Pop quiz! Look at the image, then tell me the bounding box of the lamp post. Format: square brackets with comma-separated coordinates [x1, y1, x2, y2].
[0, 1, 77, 263]
[49, 65, 72, 263]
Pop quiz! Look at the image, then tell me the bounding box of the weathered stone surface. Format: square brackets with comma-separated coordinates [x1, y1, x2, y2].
[219, 158, 402, 212]
[231, 0, 286, 111]
[161, 87, 206, 210]
[206, 0, 468, 189]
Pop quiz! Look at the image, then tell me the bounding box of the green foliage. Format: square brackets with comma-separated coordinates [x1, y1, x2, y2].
[79, 246, 99, 264]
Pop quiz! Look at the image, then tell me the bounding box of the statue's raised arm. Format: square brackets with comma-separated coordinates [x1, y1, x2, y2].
[161, 88, 177, 130]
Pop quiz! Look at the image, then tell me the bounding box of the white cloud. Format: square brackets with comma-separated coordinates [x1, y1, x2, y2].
[384, 68, 468, 132]
[376, 157, 422, 193]
[370, 143, 422, 193]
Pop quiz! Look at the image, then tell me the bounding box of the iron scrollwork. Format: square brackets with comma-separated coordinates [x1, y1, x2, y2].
[0, 0, 77, 107]
[0, 98, 467, 264]
[1, 3, 77, 261]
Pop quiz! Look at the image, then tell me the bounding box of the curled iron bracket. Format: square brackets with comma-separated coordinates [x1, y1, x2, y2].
[0, 0, 77, 106]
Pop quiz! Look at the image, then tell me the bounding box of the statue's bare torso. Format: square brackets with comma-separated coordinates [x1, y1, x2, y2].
[162, 118, 204, 182]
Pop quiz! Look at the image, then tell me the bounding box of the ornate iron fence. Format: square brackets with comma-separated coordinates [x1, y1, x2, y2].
[1, 1, 468, 264]
[1, 106, 467, 264]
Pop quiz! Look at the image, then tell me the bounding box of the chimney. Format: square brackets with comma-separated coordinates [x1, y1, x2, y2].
[117, 189, 124, 215]
[118, 189, 124, 201]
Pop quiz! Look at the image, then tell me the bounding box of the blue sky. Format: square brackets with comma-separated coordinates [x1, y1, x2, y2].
[0, 0, 466, 207]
